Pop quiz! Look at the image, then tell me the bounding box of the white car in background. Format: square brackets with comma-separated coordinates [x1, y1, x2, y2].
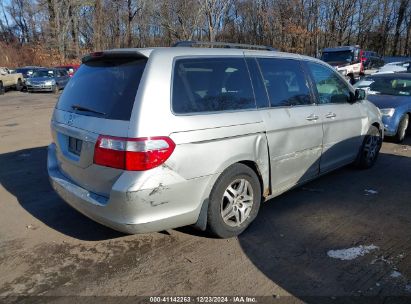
[375, 61, 411, 74]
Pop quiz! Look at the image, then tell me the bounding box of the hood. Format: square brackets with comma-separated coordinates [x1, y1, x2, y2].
[367, 94, 411, 109]
[28, 77, 55, 82]
[378, 65, 406, 73]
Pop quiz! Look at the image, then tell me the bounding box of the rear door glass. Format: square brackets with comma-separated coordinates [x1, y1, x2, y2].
[172, 57, 256, 114]
[257, 58, 312, 107]
[56, 58, 147, 121]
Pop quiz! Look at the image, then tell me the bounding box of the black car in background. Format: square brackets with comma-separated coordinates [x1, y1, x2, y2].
[362, 51, 384, 69]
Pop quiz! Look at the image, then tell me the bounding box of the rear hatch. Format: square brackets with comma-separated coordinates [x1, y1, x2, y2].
[51, 51, 148, 197]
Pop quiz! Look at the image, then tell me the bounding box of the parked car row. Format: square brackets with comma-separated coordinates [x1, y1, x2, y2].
[0, 64, 79, 94]
[320, 46, 410, 144]
[319, 46, 385, 85]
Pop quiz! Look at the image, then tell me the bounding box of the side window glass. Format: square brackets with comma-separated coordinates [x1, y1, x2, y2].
[307, 62, 352, 104]
[257, 58, 312, 107]
[172, 58, 256, 114]
[245, 57, 270, 108]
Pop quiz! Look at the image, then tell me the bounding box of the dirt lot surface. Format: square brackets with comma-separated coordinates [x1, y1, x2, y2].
[0, 92, 410, 304]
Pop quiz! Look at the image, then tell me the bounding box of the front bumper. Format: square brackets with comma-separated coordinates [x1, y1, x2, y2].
[27, 84, 53, 92]
[47, 144, 212, 234]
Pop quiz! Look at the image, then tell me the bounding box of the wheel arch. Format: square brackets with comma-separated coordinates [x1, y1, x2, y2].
[193, 159, 267, 231]
[238, 160, 266, 198]
[371, 121, 382, 132]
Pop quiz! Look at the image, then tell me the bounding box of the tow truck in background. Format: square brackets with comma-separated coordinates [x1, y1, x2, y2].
[321, 45, 364, 84]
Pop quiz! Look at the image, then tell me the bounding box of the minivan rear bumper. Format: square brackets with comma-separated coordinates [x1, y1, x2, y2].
[47, 143, 211, 234]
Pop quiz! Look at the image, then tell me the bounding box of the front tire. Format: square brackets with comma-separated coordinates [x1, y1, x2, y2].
[394, 114, 409, 143]
[15, 79, 23, 91]
[0, 82, 4, 95]
[207, 163, 261, 238]
[355, 125, 382, 169]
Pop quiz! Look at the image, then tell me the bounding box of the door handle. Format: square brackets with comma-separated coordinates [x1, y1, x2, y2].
[325, 112, 337, 119]
[306, 114, 319, 121]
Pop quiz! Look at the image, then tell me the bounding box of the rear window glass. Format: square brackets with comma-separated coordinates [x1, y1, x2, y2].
[172, 57, 256, 114]
[56, 58, 147, 121]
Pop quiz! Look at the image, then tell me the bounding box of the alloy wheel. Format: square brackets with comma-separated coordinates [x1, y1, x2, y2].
[220, 179, 254, 227]
[363, 132, 381, 163]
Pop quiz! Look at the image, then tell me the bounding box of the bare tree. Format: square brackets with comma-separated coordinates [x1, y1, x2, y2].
[201, 0, 232, 42]
[2, 0, 411, 66]
[392, 0, 409, 55]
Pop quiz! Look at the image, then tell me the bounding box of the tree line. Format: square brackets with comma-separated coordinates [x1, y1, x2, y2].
[0, 0, 410, 66]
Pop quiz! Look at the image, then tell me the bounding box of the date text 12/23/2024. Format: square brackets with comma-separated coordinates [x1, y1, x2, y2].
[149, 296, 258, 303]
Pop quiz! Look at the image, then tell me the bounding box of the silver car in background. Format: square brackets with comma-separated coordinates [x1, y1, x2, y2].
[48, 42, 383, 238]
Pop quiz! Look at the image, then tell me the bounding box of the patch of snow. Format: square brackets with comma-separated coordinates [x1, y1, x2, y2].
[364, 189, 378, 195]
[390, 271, 402, 278]
[327, 245, 379, 260]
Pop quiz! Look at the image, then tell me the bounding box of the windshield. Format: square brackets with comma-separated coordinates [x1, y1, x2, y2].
[358, 77, 411, 96]
[321, 51, 353, 63]
[32, 70, 55, 78]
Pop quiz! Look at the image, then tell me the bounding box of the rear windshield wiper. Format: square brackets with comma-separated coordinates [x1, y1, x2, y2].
[71, 104, 106, 116]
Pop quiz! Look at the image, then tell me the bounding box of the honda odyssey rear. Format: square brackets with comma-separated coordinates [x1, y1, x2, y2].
[48, 48, 223, 234]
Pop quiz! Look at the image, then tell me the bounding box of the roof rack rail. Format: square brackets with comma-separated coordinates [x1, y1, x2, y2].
[172, 40, 277, 51]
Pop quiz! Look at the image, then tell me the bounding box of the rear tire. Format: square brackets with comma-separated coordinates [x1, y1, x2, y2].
[394, 114, 409, 143]
[207, 163, 261, 238]
[355, 125, 382, 169]
[0, 82, 4, 95]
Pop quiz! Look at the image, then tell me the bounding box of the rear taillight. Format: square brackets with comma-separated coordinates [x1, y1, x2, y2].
[93, 135, 175, 171]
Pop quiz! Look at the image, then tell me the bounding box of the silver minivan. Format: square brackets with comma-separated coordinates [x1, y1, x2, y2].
[48, 42, 383, 238]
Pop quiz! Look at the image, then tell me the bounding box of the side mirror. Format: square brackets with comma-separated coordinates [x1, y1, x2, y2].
[355, 88, 366, 101]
